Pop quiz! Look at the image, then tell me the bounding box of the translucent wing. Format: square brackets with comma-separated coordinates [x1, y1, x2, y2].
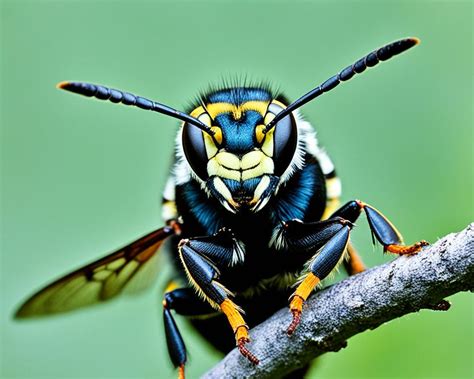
[15, 226, 175, 318]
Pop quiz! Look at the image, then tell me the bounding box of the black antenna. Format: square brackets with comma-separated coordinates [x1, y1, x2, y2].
[57, 81, 215, 136]
[264, 37, 420, 133]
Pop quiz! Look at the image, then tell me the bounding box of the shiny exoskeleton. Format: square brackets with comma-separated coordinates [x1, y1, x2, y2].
[15, 38, 428, 379]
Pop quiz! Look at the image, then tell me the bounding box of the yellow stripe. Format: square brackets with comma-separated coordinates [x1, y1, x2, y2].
[189, 106, 205, 118]
[205, 101, 269, 119]
[189, 100, 285, 124]
[162, 201, 178, 221]
[326, 177, 342, 199]
[271, 99, 287, 109]
[164, 280, 181, 294]
[321, 198, 340, 220]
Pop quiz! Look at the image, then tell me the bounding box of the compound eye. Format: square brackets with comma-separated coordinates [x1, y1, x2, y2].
[182, 113, 214, 181]
[264, 102, 298, 176]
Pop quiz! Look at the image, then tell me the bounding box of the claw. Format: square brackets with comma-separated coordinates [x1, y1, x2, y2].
[237, 337, 260, 365]
[385, 240, 429, 255]
[287, 309, 302, 335]
[287, 295, 304, 335]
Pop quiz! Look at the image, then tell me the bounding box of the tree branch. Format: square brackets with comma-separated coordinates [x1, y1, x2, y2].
[203, 224, 474, 379]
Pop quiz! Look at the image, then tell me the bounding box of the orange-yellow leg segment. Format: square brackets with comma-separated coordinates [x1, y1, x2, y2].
[178, 365, 185, 379]
[220, 299, 259, 365]
[287, 225, 351, 335]
[344, 243, 366, 276]
[288, 273, 321, 335]
[354, 200, 429, 254]
[330, 200, 429, 255]
[385, 240, 429, 254]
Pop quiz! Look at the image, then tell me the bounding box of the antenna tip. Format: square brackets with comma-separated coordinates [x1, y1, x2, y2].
[56, 81, 72, 90]
[410, 37, 421, 45]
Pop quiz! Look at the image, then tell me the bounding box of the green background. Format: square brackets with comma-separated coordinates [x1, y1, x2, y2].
[1, 1, 472, 378]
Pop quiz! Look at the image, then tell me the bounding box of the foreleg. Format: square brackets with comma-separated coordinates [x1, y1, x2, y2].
[286, 223, 353, 335]
[177, 229, 259, 365]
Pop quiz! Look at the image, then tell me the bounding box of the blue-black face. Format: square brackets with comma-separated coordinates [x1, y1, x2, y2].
[182, 87, 298, 214]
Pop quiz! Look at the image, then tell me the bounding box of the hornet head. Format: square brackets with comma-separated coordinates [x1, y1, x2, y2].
[182, 88, 298, 213]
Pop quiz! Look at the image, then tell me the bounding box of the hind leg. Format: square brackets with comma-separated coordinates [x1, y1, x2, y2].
[162, 284, 216, 379]
[330, 200, 428, 254]
[343, 242, 366, 276]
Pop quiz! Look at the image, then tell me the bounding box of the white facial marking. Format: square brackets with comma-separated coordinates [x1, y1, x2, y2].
[253, 194, 272, 213]
[213, 176, 238, 212]
[252, 175, 271, 203]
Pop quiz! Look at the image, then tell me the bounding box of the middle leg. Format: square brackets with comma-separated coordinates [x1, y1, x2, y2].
[282, 200, 428, 334]
[283, 218, 354, 335]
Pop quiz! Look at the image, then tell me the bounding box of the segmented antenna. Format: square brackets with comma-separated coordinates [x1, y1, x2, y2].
[57, 81, 214, 135]
[263, 37, 420, 133]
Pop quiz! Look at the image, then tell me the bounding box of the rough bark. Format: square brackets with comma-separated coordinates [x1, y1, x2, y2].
[203, 224, 474, 379]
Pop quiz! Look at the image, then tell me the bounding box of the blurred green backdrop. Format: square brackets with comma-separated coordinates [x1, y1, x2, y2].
[1, 1, 472, 378]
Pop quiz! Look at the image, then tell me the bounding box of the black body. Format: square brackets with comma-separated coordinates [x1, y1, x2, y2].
[14, 38, 426, 379]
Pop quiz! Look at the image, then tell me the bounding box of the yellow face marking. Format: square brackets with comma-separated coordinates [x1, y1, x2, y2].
[262, 99, 286, 133]
[241, 150, 263, 170]
[255, 124, 266, 144]
[242, 156, 274, 180]
[271, 99, 287, 109]
[205, 101, 269, 120]
[190, 106, 206, 118]
[215, 152, 241, 170]
[207, 159, 241, 181]
[197, 112, 220, 158]
[203, 133, 218, 159]
[198, 113, 211, 126]
[256, 108, 278, 155]
[261, 127, 274, 157]
[264, 112, 276, 125]
[208, 151, 274, 182]
[211, 126, 222, 145]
